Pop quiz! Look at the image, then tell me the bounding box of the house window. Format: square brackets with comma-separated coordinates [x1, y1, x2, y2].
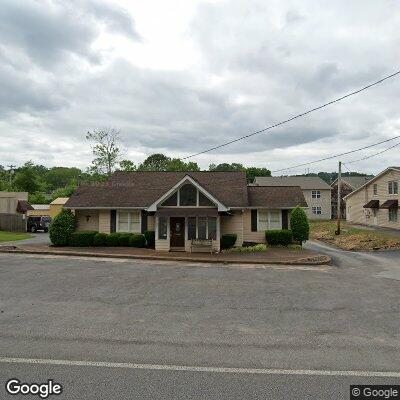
[373, 184, 378, 196]
[389, 208, 398, 222]
[258, 210, 269, 230]
[207, 217, 217, 240]
[158, 216, 167, 239]
[188, 217, 196, 240]
[388, 181, 398, 195]
[117, 211, 140, 233]
[312, 206, 322, 215]
[269, 210, 281, 229]
[161, 192, 178, 206]
[199, 192, 214, 206]
[198, 217, 207, 239]
[179, 184, 197, 206]
[187, 217, 217, 240]
[311, 190, 321, 198]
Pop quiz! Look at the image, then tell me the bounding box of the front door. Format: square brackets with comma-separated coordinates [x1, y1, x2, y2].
[170, 217, 185, 247]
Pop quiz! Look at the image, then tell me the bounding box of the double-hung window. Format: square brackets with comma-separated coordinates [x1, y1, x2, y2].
[312, 206, 322, 215]
[257, 210, 269, 230]
[117, 211, 140, 233]
[373, 184, 378, 196]
[389, 208, 398, 222]
[311, 190, 321, 199]
[388, 181, 398, 195]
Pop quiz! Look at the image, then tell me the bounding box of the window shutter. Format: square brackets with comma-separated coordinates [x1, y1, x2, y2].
[110, 210, 116, 233]
[282, 210, 289, 229]
[251, 210, 258, 232]
[141, 210, 148, 233]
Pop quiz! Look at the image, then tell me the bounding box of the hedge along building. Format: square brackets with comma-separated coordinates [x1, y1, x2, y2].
[64, 171, 307, 252]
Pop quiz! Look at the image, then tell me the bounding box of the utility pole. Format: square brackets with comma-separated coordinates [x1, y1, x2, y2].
[335, 161, 342, 235]
[7, 164, 16, 186]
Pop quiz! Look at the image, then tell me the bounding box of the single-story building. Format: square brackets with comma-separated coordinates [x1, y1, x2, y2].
[27, 197, 69, 218]
[253, 176, 331, 220]
[65, 171, 307, 252]
[331, 176, 372, 219]
[344, 166, 399, 229]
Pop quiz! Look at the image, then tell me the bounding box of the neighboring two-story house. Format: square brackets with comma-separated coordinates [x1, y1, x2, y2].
[330, 176, 371, 219]
[253, 176, 331, 220]
[344, 167, 400, 229]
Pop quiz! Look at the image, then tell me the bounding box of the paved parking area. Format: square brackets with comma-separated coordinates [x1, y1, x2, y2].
[0, 249, 399, 399]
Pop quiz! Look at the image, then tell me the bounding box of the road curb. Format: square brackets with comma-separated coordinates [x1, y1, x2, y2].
[0, 248, 331, 266]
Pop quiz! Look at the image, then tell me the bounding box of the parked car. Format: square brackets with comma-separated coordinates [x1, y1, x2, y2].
[27, 216, 52, 233]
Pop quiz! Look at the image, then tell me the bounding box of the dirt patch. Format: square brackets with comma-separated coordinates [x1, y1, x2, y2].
[310, 221, 400, 251]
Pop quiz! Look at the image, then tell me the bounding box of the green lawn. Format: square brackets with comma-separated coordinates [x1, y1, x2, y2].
[0, 231, 33, 243]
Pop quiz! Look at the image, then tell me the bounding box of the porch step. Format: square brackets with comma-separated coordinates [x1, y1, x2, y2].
[170, 247, 186, 252]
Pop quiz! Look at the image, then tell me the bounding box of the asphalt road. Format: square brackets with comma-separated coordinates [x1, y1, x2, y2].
[0, 248, 399, 399]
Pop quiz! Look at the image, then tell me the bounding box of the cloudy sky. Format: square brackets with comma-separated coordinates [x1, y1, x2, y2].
[1, 0, 399, 175]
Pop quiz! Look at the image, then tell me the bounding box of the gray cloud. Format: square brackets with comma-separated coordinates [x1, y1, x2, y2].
[0, 0, 399, 175]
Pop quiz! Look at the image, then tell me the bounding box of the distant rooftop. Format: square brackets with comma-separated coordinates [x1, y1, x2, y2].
[253, 176, 331, 190]
[50, 197, 69, 205]
[332, 176, 372, 189]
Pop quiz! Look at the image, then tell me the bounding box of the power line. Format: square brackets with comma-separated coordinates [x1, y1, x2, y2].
[270, 135, 400, 173]
[182, 69, 400, 159]
[343, 141, 400, 165]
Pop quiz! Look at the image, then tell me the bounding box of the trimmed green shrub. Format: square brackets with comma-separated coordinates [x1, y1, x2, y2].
[93, 232, 108, 246]
[290, 206, 310, 246]
[49, 209, 76, 246]
[129, 233, 146, 248]
[228, 244, 268, 253]
[69, 231, 97, 247]
[265, 229, 293, 246]
[144, 230, 155, 248]
[118, 233, 132, 247]
[106, 232, 122, 247]
[220, 234, 237, 249]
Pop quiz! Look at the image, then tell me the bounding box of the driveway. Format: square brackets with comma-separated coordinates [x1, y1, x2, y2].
[2, 232, 50, 246]
[0, 251, 399, 399]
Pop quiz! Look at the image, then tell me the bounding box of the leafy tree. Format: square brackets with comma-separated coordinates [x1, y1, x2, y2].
[51, 181, 78, 201]
[166, 158, 200, 171]
[13, 161, 41, 193]
[290, 206, 309, 246]
[28, 192, 49, 204]
[86, 128, 121, 175]
[245, 167, 271, 183]
[119, 159, 137, 171]
[45, 167, 81, 190]
[49, 209, 76, 246]
[138, 154, 170, 171]
[209, 163, 245, 172]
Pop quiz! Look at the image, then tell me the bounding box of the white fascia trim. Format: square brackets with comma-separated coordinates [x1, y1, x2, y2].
[343, 167, 399, 201]
[231, 206, 306, 210]
[147, 175, 228, 212]
[65, 207, 146, 210]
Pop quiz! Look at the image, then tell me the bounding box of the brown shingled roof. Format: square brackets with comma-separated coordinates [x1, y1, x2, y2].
[247, 186, 307, 208]
[65, 171, 248, 208]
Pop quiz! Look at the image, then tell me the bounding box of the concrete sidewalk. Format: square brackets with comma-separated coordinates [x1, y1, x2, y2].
[0, 242, 330, 265]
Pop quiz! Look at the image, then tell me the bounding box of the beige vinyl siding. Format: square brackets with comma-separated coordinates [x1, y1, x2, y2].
[346, 168, 400, 229]
[346, 188, 368, 225]
[147, 215, 155, 230]
[220, 211, 243, 246]
[242, 210, 265, 243]
[75, 210, 99, 231]
[99, 210, 111, 233]
[303, 188, 331, 220]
